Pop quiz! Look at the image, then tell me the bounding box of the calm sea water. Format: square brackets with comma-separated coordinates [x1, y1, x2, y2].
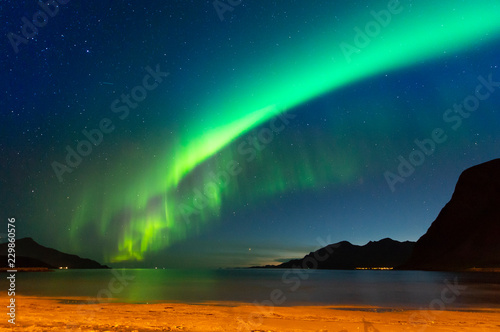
[5, 269, 500, 308]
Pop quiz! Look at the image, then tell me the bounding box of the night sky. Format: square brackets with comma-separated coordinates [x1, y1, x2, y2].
[1, 0, 499, 268]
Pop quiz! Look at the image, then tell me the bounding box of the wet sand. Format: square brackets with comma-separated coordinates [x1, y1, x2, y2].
[1, 295, 500, 331]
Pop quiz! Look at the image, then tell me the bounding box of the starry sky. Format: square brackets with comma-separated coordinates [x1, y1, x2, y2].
[1, 0, 499, 268]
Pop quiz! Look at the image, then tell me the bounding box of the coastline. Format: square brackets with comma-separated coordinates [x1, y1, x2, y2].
[2, 295, 500, 331]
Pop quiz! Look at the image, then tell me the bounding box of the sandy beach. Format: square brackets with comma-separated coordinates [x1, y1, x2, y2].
[1, 295, 500, 331]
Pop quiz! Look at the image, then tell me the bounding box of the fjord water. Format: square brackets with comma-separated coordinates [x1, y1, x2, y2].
[11, 269, 500, 308]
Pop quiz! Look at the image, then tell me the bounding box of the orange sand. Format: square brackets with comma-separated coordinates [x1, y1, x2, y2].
[1, 295, 499, 331]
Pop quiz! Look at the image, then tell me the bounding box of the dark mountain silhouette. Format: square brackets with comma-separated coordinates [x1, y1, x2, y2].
[402, 158, 500, 271]
[255, 238, 415, 269]
[0, 237, 109, 269]
[0, 255, 55, 269]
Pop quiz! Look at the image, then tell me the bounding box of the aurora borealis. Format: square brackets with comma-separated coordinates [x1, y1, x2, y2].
[2, 1, 500, 267]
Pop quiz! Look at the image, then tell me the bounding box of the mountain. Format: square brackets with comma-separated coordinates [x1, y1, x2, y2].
[255, 238, 415, 270]
[402, 158, 500, 271]
[0, 237, 109, 269]
[0, 255, 55, 269]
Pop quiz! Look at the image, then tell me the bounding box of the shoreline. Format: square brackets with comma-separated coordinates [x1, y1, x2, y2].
[2, 295, 500, 331]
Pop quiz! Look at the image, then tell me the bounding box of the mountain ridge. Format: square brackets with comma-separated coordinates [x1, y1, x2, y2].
[253, 238, 415, 270]
[402, 158, 500, 270]
[254, 158, 500, 271]
[0, 237, 109, 269]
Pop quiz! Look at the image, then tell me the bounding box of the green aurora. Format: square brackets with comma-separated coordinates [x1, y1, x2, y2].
[67, 0, 500, 263]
